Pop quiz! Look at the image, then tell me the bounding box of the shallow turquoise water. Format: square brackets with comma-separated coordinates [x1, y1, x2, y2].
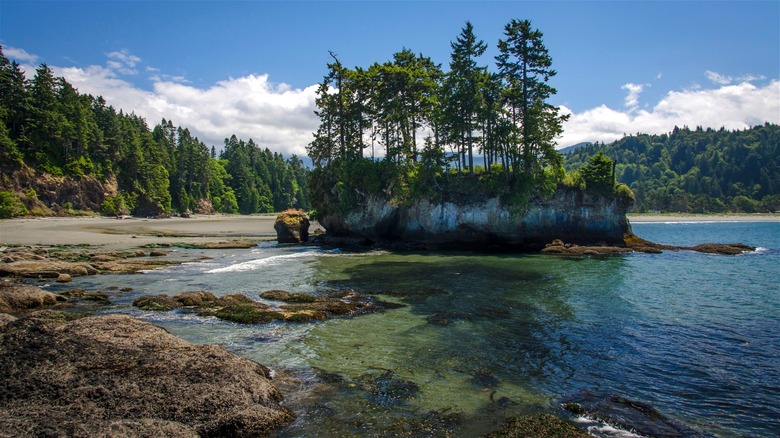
[48, 221, 780, 437]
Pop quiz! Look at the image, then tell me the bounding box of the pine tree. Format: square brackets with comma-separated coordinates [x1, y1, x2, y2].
[496, 19, 567, 180]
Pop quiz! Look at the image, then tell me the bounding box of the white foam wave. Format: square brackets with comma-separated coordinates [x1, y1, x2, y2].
[573, 415, 646, 438]
[206, 251, 317, 273]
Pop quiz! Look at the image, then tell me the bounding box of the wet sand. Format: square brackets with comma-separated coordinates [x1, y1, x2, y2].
[0, 215, 283, 250]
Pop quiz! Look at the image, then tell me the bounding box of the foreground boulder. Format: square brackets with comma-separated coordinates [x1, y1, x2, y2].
[275, 209, 310, 244]
[0, 314, 293, 437]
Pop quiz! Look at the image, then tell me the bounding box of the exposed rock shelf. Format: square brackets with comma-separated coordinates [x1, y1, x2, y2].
[0, 314, 293, 436]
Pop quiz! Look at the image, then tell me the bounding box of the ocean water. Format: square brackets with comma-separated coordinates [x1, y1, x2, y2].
[48, 221, 780, 437]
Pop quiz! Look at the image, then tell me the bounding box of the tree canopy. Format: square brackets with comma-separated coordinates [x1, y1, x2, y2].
[307, 19, 573, 218]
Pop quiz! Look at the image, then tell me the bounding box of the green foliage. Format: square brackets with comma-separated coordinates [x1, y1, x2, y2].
[614, 183, 635, 203]
[561, 170, 585, 190]
[563, 124, 780, 213]
[580, 151, 615, 195]
[0, 191, 28, 218]
[0, 45, 309, 217]
[100, 195, 129, 216]
[307, 19, 569, 215]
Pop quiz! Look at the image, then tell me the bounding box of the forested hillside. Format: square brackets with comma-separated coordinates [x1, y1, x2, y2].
[0, 45, 309, 218]
[563, 124, 780, 213]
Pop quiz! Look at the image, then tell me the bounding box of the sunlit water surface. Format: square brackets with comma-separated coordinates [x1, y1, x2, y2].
[45, 221, 780, 437]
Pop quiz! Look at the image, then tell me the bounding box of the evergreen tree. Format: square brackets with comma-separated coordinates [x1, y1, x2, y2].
[446, 21, 487, 173]
[495, 19, 567, 179]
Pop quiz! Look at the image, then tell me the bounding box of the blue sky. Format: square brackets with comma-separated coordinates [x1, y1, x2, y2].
[1, 1, 778, 156]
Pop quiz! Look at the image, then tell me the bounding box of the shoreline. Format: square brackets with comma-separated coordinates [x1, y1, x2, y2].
[1, 213, 776, 250]
[627, 213, 779, 223]
[0, 214, 282, 250]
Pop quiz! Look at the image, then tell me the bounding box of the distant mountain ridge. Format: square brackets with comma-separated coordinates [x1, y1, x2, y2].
[558, 142, 592, 155]
[562, 124, 780, 213]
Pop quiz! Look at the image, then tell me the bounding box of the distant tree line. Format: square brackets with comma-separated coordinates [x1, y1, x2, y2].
[0, 45, 309, 217]
[563, 124, 780, 213]
[306, 19, 588, 218]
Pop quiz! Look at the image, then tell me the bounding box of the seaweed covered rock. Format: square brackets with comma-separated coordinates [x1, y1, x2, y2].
[0, 281, 66, 313]
[487, 414, 588, 437]
[274, 209, 310, 244]
[0, 314, 293, 436]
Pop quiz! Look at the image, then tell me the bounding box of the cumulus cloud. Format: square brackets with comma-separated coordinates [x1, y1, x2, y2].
[559, 78, 779, 147]
[3, 45, 39, 63]
[51, 62, 319, 157]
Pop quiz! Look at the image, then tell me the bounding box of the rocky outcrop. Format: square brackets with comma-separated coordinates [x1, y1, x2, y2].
[0, 314, 293, 437]
[320, 189, 633, 250]
[0, 282, 66, 313]
[0, 166, 116, 214]
[275, 209, 310, 244]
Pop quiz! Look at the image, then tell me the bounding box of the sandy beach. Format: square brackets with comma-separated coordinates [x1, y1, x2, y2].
[0, 215, 284, 250]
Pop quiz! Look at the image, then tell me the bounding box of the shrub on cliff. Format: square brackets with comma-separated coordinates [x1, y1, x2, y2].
[0, 191, 27, 218]
[580, 151, 615, 196]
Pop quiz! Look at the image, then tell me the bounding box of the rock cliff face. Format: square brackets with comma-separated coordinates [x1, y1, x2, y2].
[320, 188, 633, 250]
[0, 166, 115, 214]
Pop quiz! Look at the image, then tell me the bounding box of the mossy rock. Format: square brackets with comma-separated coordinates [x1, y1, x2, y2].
[260, 290, 292, 301]
[287, 293, 319, 303]
[133, 295, 179, 311]
[260, 290, 319, 303]
[216, 294, 256, 306]
[283, 300, 360, 316]
[282, 310, 328, 322]
[487, 413, 588, 437]
[27, 309, 92, 322]
[174, 291, 218, 307]
[62, 289, 111, 305]
[216, 304, 284, 324]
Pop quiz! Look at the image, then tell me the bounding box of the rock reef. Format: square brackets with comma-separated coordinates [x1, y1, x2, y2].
[133, 289, 376, 324]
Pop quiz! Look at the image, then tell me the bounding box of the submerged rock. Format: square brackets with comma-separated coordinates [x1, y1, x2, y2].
[561, 393, 714, 438]
[355, 370, 420, 406]
[0, 314, 293, 436]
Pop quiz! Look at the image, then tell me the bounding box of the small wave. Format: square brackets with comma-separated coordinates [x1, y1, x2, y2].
[573, 416, 645, 438]
[206, 251, 317, 273]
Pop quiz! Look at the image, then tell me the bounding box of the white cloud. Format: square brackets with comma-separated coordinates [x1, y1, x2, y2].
[559, 78, 779, 148]
[3, 45, 39, 63]
[621, 83, 645, 110]
[705, 70, 732, 85]
[50, 63, 319, 157]
[106, 49, 141, 75]
[705, 70, 767, 86]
